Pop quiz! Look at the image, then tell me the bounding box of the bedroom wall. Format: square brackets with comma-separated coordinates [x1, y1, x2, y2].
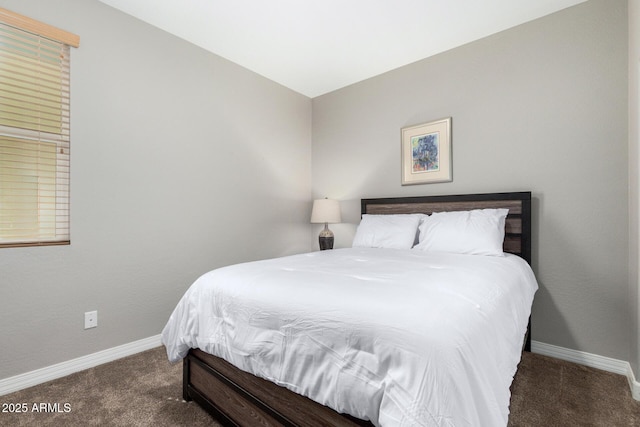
[0, 0, 312, 379]
[630, 0, 640, 377]
[312, 0, 630, 362]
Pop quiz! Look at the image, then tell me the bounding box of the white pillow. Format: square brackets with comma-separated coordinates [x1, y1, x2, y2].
[414, 208, 509, 256]
[352, 214, 424, 249]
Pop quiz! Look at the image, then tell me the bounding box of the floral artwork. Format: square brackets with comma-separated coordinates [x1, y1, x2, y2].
[411, 132, 439, 173]
[402, 117, 451, 185]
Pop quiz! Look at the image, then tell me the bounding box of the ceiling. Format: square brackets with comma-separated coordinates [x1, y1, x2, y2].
[97, 0, 586, 98]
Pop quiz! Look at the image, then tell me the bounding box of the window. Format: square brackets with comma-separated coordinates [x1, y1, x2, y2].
[0, 8, 78, 247]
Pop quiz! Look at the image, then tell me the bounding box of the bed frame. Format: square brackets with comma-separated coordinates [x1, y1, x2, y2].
[182, 191, 533, 426]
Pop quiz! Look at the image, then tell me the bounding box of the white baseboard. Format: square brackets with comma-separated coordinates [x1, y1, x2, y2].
[0, 334, 162, 396]
[627, 362, 640, 401]
[531, 340, 640, 401]
[2, 336, 639, 401]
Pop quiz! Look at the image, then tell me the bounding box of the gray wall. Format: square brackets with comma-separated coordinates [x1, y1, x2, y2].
[0, 0, 634, 382]
[0, 0, 312, 379]
[629, 0, 640, 376]
[312, 0, 630, 361]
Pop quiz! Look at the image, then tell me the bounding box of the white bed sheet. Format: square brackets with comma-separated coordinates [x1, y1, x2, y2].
[161, 248, 538, 427]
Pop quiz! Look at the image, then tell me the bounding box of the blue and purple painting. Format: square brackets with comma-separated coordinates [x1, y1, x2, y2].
[411, 132, 439, 173]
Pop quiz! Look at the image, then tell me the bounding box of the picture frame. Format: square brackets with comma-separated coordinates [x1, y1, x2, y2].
[401, 117, 452, 185]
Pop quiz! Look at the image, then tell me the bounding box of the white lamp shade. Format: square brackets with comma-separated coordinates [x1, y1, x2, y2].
[310, 199, 341, 224]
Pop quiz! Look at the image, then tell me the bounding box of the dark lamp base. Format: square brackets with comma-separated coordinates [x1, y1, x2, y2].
[319, 236, 334, 250]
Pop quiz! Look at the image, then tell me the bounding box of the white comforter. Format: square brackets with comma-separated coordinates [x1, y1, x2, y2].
[161, 248, 538, 426]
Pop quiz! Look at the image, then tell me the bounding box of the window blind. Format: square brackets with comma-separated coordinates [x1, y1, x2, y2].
[0, 14, 74, 247]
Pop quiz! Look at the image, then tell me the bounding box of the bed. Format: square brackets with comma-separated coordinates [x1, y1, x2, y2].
[161, 191, 537, 427]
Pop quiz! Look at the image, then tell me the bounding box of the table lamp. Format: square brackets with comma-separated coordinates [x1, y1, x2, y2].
[310, 198, 341, 250]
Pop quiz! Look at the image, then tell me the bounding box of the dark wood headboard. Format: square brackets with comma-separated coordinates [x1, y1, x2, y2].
[361, 191, 532, 265]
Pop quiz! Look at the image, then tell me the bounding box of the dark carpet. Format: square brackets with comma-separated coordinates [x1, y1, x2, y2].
[0, 346, 638, 426]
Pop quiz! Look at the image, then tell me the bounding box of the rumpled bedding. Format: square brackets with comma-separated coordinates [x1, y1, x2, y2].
[161, 247, 538, 426]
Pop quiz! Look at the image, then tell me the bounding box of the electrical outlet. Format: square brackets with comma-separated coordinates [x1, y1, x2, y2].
[84, 311, 97, 329]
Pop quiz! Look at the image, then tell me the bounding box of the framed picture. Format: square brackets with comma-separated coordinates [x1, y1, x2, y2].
[401, 117, 452, 185]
